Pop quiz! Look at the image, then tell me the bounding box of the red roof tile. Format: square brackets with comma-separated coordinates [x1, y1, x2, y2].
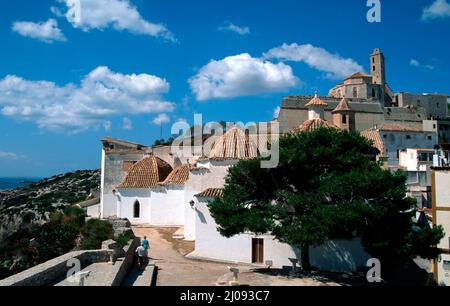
[118, 156, 173, 188]
[195, 188, 224, 198]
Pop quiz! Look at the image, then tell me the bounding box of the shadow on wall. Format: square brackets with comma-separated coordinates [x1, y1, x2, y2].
[195, 208, 207, 224]
[310, 239, 370, 272]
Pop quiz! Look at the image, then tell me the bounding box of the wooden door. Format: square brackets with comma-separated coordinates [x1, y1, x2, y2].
[252, 238, 264, 263]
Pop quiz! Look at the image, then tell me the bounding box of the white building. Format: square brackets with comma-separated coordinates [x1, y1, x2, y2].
[98, 100, 370, 271]
[361, 123, 438, 168]
[431, 167, 450, 286]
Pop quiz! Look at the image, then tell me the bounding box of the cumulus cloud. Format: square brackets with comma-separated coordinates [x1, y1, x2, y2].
[12, 18, 66, 43]
[0, 66, 174, 132]
[122, 117, 133, 130]
[218, 22, 250, 35]
[422, 0, 450, 21]
[152, 113, 170, 125]
[410, 58, 435, 70]
[53, 0, 175, 41]
[189, 53, 299, 101]
[263, 43, 364, 80]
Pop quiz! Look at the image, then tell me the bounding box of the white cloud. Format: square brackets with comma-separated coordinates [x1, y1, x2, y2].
[122, 117, 133, 130]
[54, 0, 175, 41]
[12, 18, 66, 43]
[410, 58, 435, 70]
[263, 43, 364, 80]
[152, 113, 170, 125]
[218, 22, 250, 35]
[0, 66, 175, 132]
[189, 53, 299, 101]
[273, 106, 281, 119]
[0, 152, 18, 159]
[422, 0, 450, 21]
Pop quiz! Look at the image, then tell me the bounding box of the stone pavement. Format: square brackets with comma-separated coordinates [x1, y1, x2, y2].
[131, 227, 363, 286]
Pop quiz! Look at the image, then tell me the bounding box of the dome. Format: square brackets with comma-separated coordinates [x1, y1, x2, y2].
[293, 118, 337, 133]
[304, 92, 328, 108]
[208, 127, 258, 160]
[118, 156, 173, 188]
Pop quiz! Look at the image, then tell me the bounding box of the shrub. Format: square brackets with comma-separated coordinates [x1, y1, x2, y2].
[80, 219, 113, 250]
[114, 231, 134, 248]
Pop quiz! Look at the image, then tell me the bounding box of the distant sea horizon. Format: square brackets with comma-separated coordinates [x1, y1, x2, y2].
[0, 177, 42, 191]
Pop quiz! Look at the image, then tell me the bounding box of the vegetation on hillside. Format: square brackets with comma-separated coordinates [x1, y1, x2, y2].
[0, 170, 104, 280]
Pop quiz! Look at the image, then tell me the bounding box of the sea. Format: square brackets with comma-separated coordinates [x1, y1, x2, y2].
[0, 177, 42, 191]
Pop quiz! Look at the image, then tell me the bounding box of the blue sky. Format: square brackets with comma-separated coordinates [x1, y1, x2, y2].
[0, 0, 449, 177]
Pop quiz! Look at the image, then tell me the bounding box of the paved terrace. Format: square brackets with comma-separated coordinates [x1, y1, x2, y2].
[132, 227, 367, 286]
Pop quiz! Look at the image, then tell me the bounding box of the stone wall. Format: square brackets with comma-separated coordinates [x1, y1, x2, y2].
[0, 250, 111, 286]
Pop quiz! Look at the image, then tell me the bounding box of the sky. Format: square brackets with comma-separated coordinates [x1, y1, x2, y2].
[0, 0, 449, 177]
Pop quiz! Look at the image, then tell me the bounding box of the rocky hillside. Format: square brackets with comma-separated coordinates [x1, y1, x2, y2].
[0, 170, 100, 243]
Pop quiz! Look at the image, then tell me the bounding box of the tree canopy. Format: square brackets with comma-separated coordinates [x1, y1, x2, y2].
[209, 128, 444, 272]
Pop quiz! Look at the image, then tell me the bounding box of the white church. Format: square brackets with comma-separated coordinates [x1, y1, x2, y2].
[95, 97, 370, 272]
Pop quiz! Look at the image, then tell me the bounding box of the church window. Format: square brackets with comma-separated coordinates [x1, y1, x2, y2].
[134, 200, 140, 218]
[373, 65, 376, 71]
[342, 114, 347, 124]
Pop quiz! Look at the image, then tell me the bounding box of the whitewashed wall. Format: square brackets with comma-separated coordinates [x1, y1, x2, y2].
[150, 186, 185, 226]
[117, 188, 151, 224]
[195, 198, 370, 272]
[101, 193, 117, 218]
[87, 204, 101, 219]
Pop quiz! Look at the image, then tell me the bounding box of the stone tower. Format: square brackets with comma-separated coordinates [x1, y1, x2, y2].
[332, 97, 355, 131]
[371, 48, 386, 105]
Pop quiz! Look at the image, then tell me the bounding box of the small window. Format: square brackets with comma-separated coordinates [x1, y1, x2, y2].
[342, 114, 347, 124]
[433, 124, 436, 129]
[134, 200, 140, 218]
[428, 136, 432, 140]
[372, 88, 376, 98]
[383, 134, 387, 139]
[406, 135, 411, 140]
[437, 103, 440, 108]
[353, 87, 358, 98]
[110, 145, 115, 150]
[373, 65, 376, 71]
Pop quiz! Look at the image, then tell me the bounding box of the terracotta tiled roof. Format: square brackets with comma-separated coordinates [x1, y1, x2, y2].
[304, 93, 328, 108]
[161, 165, 190, 186]
[360, 129, 386, 156]
[195, 188, 224, 198]
[332, 97, 354, 113]
[190, 166, 209, 171]
[293, 118, 337, 133]
[208, 127, 258, 160]
[344, 72, 371, 80]
[118, 156, 173, 188]
[379, 124, 423, 132]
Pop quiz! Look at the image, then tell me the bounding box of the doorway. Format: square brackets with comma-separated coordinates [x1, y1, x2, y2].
[252, 238, 264, 264]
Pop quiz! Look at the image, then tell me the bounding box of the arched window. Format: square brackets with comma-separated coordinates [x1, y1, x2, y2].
[342, 114, 347, 124]
[353, 87, 358, 98]
[134, 200, 140, 218]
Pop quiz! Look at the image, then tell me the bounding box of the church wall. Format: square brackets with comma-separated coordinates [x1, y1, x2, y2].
[101, 152, 144, 218]
[116, 188, 152, 224]
[194, 198, 370, 272]
[150, 186, 185, 226]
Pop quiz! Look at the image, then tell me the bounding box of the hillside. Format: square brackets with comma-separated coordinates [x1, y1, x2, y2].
[0, 170, 100, 243]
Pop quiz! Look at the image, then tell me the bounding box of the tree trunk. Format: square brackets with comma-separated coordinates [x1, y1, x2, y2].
[301, 244, 311, 273]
